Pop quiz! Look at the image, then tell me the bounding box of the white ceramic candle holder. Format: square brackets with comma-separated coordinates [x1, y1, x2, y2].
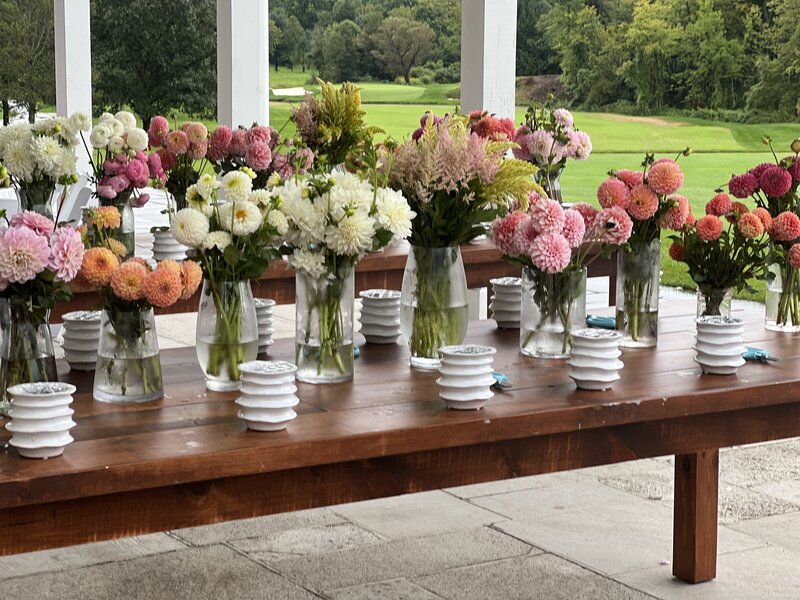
[359, 289, 402, 344]
[490, 277, 522, 329]
[61, 310, 102, 371]
[152, 229, 189, 261]
[569, 329, 623, 391]
[6, 382, 77, 458]
[236, 361, 299, 431]
[694, 316, 746, 375]
[437, 345, 496, 410]
[255, 298, 276, 353]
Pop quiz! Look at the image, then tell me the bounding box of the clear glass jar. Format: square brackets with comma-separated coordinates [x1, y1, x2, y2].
[16, 183, 56, 219]
[765, 261, 800, 332]
[400, 245, 469, 370]
[295, 265, 354, 384]
[94, 308, 163, 403]
[520, 266, 587, 359]
[696, 287, 732, 318]
[0, 300, 58, 414]
[196, 279, 258, 391]
[535, 166, 563, 204]
[616, 238, 661, 348]
[99, 192, 135, 259]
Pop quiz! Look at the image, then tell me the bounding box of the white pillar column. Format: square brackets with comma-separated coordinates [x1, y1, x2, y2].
[217, 0, 269, 128]
[460, 0, 518, 120]
[54, 0, 92, 173]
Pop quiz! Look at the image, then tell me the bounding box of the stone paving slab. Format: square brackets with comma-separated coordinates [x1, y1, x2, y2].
[445, 471, 584, 500]
[332, 490, 503, 540]
[267, 527, 534, 592]
[228, 522, 383, 560]
[0, 533, 186, 579]
[2, 545, 320, 600]
[328, 578, 444, 600]
[414, 553, 656, 600]
[618, 545, 800, 600]
[727, 511, 800, 554]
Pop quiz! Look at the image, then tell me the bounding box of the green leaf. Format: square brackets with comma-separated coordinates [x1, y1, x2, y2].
[223, 245, 240, 267]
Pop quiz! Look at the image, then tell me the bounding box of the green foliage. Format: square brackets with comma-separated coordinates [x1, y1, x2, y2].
[370, 14, 437, 84]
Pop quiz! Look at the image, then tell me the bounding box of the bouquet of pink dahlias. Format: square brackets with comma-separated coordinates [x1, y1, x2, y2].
[207, 123, 314, 189]
[726, 138, 800, 330]
[512, 97, 592, 202]
[146, 116, 208, 211]
[668, 193, 768, 317]
[597, 150, 690, 347]
[491, 194, 633, 358]
[0, 212, 84, 409]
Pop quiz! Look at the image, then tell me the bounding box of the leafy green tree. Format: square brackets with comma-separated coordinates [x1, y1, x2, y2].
[91, 0, 216, 129]
[371, 14, 436, 83]
[317, 20, 364, 81]
[516, 0, 559, 75]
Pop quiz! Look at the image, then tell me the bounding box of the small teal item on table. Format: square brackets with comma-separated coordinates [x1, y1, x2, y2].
[743, 346, 779, 363]
[354, 347, 361, 359]
[586, 315, 616, 330]
[492, 371, 512, 390]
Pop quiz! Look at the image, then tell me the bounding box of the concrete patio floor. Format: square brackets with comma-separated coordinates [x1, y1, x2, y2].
[3, 283, 799, 599]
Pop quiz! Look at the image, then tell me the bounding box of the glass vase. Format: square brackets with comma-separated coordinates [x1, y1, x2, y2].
[520, 266, 587, 359]
[616, 238, 661, 348]
[535, 166, 563, 204]
[765, 261, 800, 332]
[196, 279, 259, 391]
[400, 245, 469, 370]
[99, 192, 135, 259]
[0, 300, 58, 415]
[16, 183, 58, 219]
[696, 288, 732, 318]
[295, 266, 354, 384]
[93, 308, 163, 403]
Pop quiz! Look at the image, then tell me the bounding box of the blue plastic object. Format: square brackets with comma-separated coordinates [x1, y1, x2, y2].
[586, 315, 616, 330]
[492, 371, 512, 389]
[743, 346, 778, 362]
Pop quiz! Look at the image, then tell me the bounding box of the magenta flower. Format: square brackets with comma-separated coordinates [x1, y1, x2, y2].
[49, 226, 84, 281]
[109, 175, 131, 193]
[97, 185, 116, 200]
[148, 152, 163, 179]
[530, 232, 571, 273]
[130, 192, 150, 208]
[126, 158, 147, 183]
[245, 141, 272, 171]
[728, 172, 758, 199]
[759, 165, 793, 198]
[148, 116, 170, 147]
[0, 226, 51, 283]
[208, 125, 233, 161]
[10, 211, 55, 236]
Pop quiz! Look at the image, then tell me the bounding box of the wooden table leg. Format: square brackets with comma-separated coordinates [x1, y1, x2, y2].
[608, 274, 617, 306]
[672, 449, 719, 583]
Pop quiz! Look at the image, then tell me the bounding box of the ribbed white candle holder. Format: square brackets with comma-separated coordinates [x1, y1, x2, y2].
[437, 345, 496, 410]
[152, 229, 189, 261]
[61, 310, 102, 371]
[489, 277, 522, 329]
[6, 382, 77, 458]
[359, 289, 401, 344]
[236, 361, 299, 431]
[694, 316, 746, 375]
[255, 298, 276, 353]
[569, 329, 623, 391]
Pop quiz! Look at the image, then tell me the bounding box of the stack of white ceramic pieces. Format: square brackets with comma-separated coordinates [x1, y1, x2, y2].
[489, 277, 522, 329]
[694, 316, 746, 375]
[5, 382, 77, 458]
[61, 310, 102, 371]
[436, 345, 497, 410]
[255, 298, 276, 353]
[569, 329, 623, 391]
[236, 361, 299, 431]
[359, 289, 402, 344]
[152, 229, 189, 261]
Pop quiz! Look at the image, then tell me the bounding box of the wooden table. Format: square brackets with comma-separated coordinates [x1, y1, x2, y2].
[2, 301, 793, 584]
[50, 239, 618, 321]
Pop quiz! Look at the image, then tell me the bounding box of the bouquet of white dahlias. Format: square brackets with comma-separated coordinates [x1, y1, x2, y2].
[0, 112, 89, 218]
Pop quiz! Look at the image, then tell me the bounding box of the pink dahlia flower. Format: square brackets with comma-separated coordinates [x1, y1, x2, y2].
[615, 169, 644, 190]
[513, 217, 538, 256]
[0, 226, 51, 283]
[229, 129, 248, 156]
[530, 232, 572, 273]
[157, 148, 176, 171]
[188, 140, 208, 161]
[753, 207, 773, 230]
[96, 184, 116, 200]
[126, 158, 148, 183]
[245, 141, 272, 171]
[668, 242, 685, 262]
[512, 125, 534, 162]
[749, 163, 773, 182]
[562, 209, 586, 248]
[728, 201, 749, 224]
[660, 194, 690, 231]
[530, 130, 555, 162]
[790, 244, 800, 270]
[569, 130, 592, 160]
[728, 172, 758, 199]
[109, 175, 131, 193]
[148, 116, 170, 147]
[571, 202, 599, 230]
[769, 211, 800, 242]
[737, 213, 765, 239]
[185, 122, 208, 145]
[165, 130, 190, 155]
[785, 156, 800, 183]
[10, 211, 55, 236]
[529, 198, 565, 234]
[246, 125, 272, 147]
[491, 212, 528, 256]
[705, 193, 733, 217]
[208, 126, 233, 161]
[597, 178, 631, 210]
[696, 215, 724, 242]
[628, 184, 659, 221]
[759, 166, 793, 198]
[148, 152, 164, 179]
[553, 108, 574, 128]
[593, 206, 633, 245]
[49, 226, 84, 281]
[647, 159, 684, 195]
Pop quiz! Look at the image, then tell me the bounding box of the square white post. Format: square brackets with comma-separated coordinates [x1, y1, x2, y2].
[54, 0, 92, 173]
[460, 0, 518, 120]
[217, 0, 270, 128]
